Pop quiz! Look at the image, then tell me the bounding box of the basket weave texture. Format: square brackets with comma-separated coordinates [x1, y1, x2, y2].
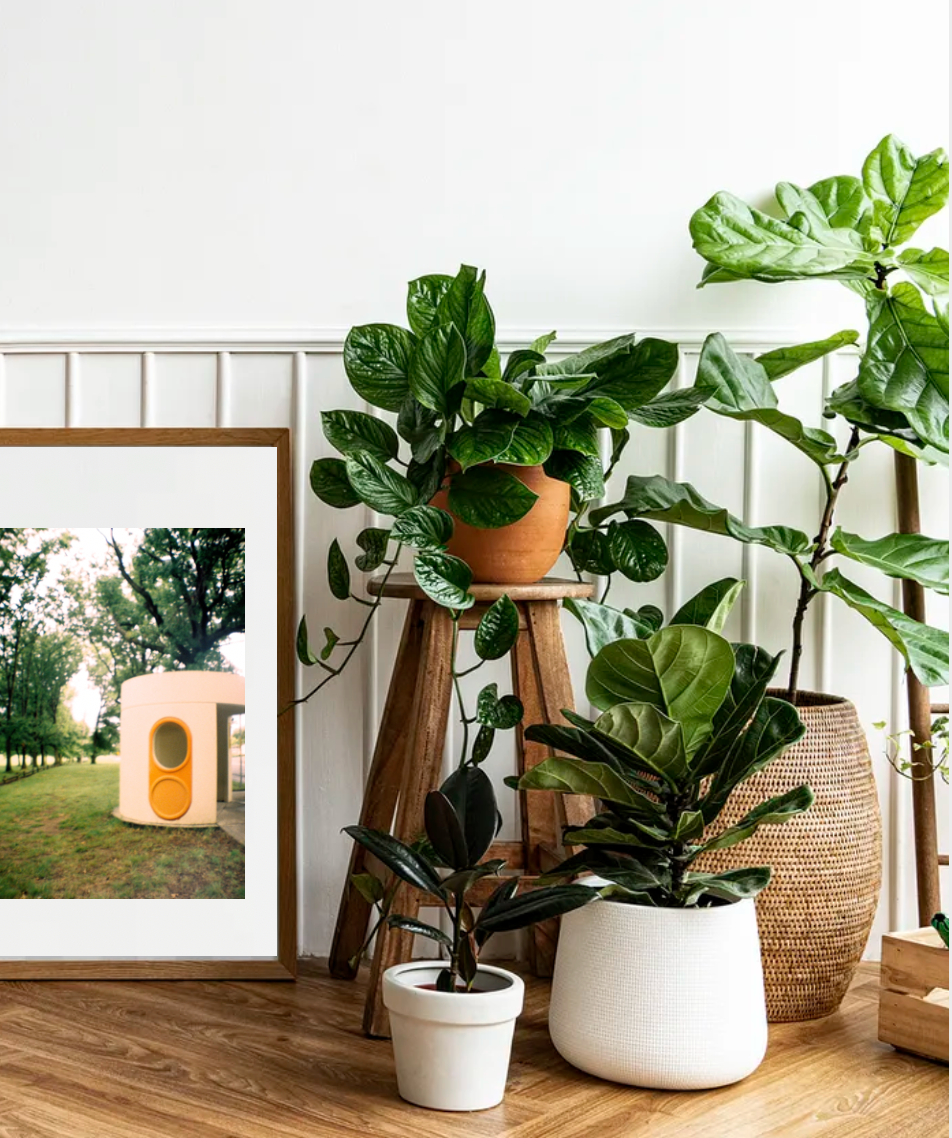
[693, 691, 882, 1022]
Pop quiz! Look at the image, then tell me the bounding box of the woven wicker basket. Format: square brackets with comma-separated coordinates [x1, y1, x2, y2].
[693, 691, 882, 1022]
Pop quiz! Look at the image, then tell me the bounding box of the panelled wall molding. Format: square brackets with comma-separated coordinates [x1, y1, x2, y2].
[0, 330, 946, 959]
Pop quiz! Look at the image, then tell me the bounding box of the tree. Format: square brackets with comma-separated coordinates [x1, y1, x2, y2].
[100, 528, 245, 671]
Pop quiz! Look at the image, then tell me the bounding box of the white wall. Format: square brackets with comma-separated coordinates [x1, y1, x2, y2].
[0, 0, 948, 956]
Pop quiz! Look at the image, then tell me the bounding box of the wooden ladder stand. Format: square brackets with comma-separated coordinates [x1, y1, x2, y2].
[894, 453, 949, 923]
[328, 574, 596, 1037]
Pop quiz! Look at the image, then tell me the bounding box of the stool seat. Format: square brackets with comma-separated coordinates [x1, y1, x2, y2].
[329, 577, 595, 1037]
[368, 573, 594, 602]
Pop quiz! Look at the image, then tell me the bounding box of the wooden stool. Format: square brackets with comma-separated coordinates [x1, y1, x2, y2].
[328, 574, 595, 1037]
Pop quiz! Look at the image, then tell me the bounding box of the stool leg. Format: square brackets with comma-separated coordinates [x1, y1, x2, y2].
[511, 623, 559, 976]
[329, 600, 425, 979]
[364, 602, 455, 1037]
[526, 601, 596, 831]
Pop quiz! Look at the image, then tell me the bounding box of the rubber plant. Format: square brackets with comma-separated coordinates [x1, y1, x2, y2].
[588, 137, 949, 698]
[345, 763, 594, 991]
[297, 264, 685, 710]
[509, 625, 815, 905]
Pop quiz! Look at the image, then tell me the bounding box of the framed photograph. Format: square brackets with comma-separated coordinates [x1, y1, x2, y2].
[0, 428, 295, 978]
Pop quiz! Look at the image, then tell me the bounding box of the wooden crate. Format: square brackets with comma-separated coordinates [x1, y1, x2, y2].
[878, 927, 949, 1063]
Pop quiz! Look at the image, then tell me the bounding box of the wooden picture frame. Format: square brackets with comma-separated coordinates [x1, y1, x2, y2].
[0, 428, 296, 979]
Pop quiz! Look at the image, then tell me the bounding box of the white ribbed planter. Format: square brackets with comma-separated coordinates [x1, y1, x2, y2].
[549, 898, 768, 1089]
[382, 962, 525, 1111]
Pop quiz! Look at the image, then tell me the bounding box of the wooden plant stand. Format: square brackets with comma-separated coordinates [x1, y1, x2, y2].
[878, 926, 949, 1063]
[328, 574, 595, 1037]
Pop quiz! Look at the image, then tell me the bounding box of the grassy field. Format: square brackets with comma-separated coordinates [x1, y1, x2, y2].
[0, 764, 244, 900]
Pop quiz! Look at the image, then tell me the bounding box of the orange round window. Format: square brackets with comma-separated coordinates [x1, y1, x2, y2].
[150, 775, 191, 821]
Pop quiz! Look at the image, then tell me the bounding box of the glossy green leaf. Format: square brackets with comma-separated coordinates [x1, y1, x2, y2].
[862, 135, 949, 245]
[396, 397, 442, 462]
[424, 790, 470, 870]
[321, 409, 399, 462]
[354, 527, 391, 571]
[590, 473, 811, 556]
[562, 824, 667, 849]
[627, 388, 709, 428]
[567, 528, 615, 576]
[593, 703, 689, 785]
[857, 283, 949, 452]
[503, 348, 546, 384]
[447, 409, 518, 471]
[831, 528, 949, 594]
[700, 785, 814, 854]
[805, 175, 873, 232]
[701, 696, 806, 823]
[587, 627, 734, 753]
[309, 458, 361, 509]
[327, 539, 350, 600]
[409, 322, 467, 415]
[898, 248, 949, 297]
[471, 724, 495, 764]
[464, 377, 532, 416]
[440, 764, 499, 863]
[387, 915, 453, 947]
[670, 809, 705, 842]
[343, 825, 443, 894]
[691, 191, 877, 283]
[495, 414, 554, 465]
[632, 604, 664, 633]
[544, 451, 605, 501]
[812, 568, 949, 687]
[529, 331, 557, 355]
[407, 274, 453, 337]
[696, 333, 844, 464]
[825, 379, 918, 439]
[516, 757, 653, 809]
[345, 454, 418, 516]
[562, 597, 655, 658]
[755, 330, 860, 381]
[295, 615, 319, 666]
[406, 452, 445, 505]
[582, 337, 680, 410]
[670, 577, 745, 634]
[680, 867, 772, 906]
[586, 397, 629, 429]
[437, 264, 496, 374]
[343, 323, 415, 411]
[474, 595, 519, 660]
[607, 520, 668, 583]
[481, 346, 502, 380]
[320, 627, 339, 661]
[412, 551, 475, 610]
[536, 334, 635, 377]
[391, 505, 453, 551]
[351, 871, 385, 905]
[475, 884, 594, 935]
[476, 682, 523, 729]
[551, 413, 600, 456]
[447, 467, 538, 528]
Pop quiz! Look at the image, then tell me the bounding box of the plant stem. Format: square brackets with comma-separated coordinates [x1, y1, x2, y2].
[288, 542, 404, 708]
[449, 612, 472, 768]
[785, 427, 861, 700]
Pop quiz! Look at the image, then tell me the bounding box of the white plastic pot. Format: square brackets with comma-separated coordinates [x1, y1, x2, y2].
[382, 961, 525, 1111]
[549, 897, 768, 1089]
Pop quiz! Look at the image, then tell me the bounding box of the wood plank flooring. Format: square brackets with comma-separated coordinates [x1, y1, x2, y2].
[0, 962, 946, 1137]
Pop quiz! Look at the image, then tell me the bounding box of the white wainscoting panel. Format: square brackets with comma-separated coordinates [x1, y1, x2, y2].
[0, 330, 947, 959]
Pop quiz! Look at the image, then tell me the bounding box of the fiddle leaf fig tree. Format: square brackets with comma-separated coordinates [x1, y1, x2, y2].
[580, 136, 950, 699]
[508, 626, 814, 907]
[298, 264, 683, 708]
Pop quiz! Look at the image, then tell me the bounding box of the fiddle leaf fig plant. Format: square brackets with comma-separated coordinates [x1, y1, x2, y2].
[345, 764, 594, 991]
[587, 136, 949, 699]
[508, 627, 814, 907]
[298, 264, 683, 706]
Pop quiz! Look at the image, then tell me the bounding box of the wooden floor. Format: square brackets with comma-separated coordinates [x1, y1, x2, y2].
[0, 962, 946, 1137]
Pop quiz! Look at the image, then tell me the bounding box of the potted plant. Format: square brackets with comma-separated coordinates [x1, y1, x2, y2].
[509, 624, 812, 1088]
[570, 137, 949, 1019]
[344, 761, 593, 1111]
[298, 264, 681, 699]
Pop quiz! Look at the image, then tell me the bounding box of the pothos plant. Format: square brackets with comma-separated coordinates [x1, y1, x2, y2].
[345, 764, 594, 990]
[580, 137, 950, 700]
[297, 264, 684, 722]
[509, 626, 814, 906]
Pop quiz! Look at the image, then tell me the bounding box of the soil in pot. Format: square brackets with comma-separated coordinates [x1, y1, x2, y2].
[692, 690, 882, 1022]
[431, 462, 570, 584]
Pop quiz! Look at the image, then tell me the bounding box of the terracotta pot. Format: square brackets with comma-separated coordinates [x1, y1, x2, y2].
[692, 691, 882, 1022]
[431, 463, 570, 584]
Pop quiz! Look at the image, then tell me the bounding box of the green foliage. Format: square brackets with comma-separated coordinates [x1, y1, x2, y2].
[345, 764, 593, 989]
[513, 628, 812, 908]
